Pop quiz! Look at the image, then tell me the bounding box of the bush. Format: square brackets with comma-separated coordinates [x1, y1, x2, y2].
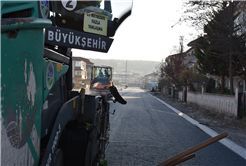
[206, 78, 215, 93]
[158, 78, 171, 89]
[212, 83, 230, 95]
[188, 82, 195, 91]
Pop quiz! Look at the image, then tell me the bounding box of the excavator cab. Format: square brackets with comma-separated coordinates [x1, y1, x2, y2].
[90, 65, 113, 94]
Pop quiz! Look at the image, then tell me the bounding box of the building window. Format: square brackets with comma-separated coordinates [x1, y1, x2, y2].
[75, 61, 81, 67]
[75, 71, 81, 75]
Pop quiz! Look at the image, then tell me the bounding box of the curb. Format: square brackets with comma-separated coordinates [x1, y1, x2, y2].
[149, 93, 246, 160]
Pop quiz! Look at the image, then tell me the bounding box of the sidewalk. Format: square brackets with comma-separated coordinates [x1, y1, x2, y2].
[151, 92, 246, 159]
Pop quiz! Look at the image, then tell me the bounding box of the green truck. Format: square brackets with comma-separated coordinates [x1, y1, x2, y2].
[1, 1, 131, 165]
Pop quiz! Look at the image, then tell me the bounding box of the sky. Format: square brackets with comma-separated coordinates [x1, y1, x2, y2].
[73, 0, 202, 62]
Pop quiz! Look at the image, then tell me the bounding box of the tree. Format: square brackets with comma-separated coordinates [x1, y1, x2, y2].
[233, 33, 246, 81]
[163, 53, 187, 85]
[179, 68, 208, 84]
[158, 77, 172, 90]
[181, 1, 226, 30]
[170, 45, 179, 54]
[183, 1, 246, 95]
[194, 37, 229, 94]
[156, 59, 166, 78]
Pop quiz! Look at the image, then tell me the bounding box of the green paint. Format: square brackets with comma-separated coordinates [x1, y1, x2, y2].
[48, 78, 52, 86]
[2, 111, 6, 118]
[41, 6, 48, 16]
[100, 159, 106, 166]
[27, 136, 38, 165]
[85, 122, 92, 127]
[43, 60, 69, 101]
[1, 1, 40, 19]
[1, 11, 51, 165]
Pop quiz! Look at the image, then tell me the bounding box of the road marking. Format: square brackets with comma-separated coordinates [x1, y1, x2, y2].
[150, 93, 246, 160]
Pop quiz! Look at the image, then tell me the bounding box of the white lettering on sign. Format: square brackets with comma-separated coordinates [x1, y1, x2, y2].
[69, 32, 74, 44]
[82, 37, 86, 47]
[62, 33, 68, 43]
[93, 39, 97, 48]
[75, 36, 81, 45]
[55, 29, 61, 42]
[52, 124, 61, 153]
[46, 153, 52, 166]
[102, 41, 106, 50]
[46, 124, 61, 166]
[48, 29, 107, 50]
[61, 0, 77, 11]
[48, 31, 54, 41]
[87, 38, 92, 47]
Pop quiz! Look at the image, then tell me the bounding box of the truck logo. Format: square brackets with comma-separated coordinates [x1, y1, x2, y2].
[46, 62, 54, 90]
[39, 0, 49, 19]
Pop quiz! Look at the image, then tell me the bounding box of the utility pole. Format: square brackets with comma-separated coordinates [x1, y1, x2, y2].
[229, 1, 234, 95]
[125, 60, 127, 87]
[179, 36, 184, 53]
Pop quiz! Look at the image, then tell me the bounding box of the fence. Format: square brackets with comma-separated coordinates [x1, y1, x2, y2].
[187, 92, 236, 117]
[162, 85, 243, 118]
[174, 90, 179, 99]
[238, 93, 246, 118]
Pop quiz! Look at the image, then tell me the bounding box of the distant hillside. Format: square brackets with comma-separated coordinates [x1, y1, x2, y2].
[88, 59, 160, 75]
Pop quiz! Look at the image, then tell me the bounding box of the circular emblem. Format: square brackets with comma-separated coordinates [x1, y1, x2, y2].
[46, 62, 54, 90]
[61, 0, 77, 11]
[39, 0, 49, 19]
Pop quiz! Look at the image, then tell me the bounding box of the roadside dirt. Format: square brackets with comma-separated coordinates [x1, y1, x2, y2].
[153, 92, 246, 149]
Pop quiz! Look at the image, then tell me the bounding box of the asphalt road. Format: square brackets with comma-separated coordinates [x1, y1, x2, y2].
[105, 87, 246, 166]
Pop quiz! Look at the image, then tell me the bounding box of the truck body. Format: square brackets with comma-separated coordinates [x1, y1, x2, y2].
[1, 1, 131, 165]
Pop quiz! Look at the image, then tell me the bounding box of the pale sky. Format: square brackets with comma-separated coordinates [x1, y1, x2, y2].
[73, 0, 201, 62]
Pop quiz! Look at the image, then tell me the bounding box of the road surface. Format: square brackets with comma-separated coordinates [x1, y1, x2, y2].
[105, 87, 246, 166]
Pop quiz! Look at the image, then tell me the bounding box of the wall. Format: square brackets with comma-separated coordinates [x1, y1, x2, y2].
[179, 91, 183, 101]
[161, 87, 168, 95]
[187, 92, 237, 116]
[162, 84, 242, 117]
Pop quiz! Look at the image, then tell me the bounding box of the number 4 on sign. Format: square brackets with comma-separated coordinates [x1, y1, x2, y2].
[61, 0, 77, 11]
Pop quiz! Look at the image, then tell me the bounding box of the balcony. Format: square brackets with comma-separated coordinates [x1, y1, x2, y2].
[74, 74, 82, 79]
[74, 66, 82, 70]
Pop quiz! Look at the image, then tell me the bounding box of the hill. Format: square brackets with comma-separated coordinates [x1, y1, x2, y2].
[88, 58, 160, 75]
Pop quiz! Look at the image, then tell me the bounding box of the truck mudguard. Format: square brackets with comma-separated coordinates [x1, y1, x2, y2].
[41, 95, 81, 166]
